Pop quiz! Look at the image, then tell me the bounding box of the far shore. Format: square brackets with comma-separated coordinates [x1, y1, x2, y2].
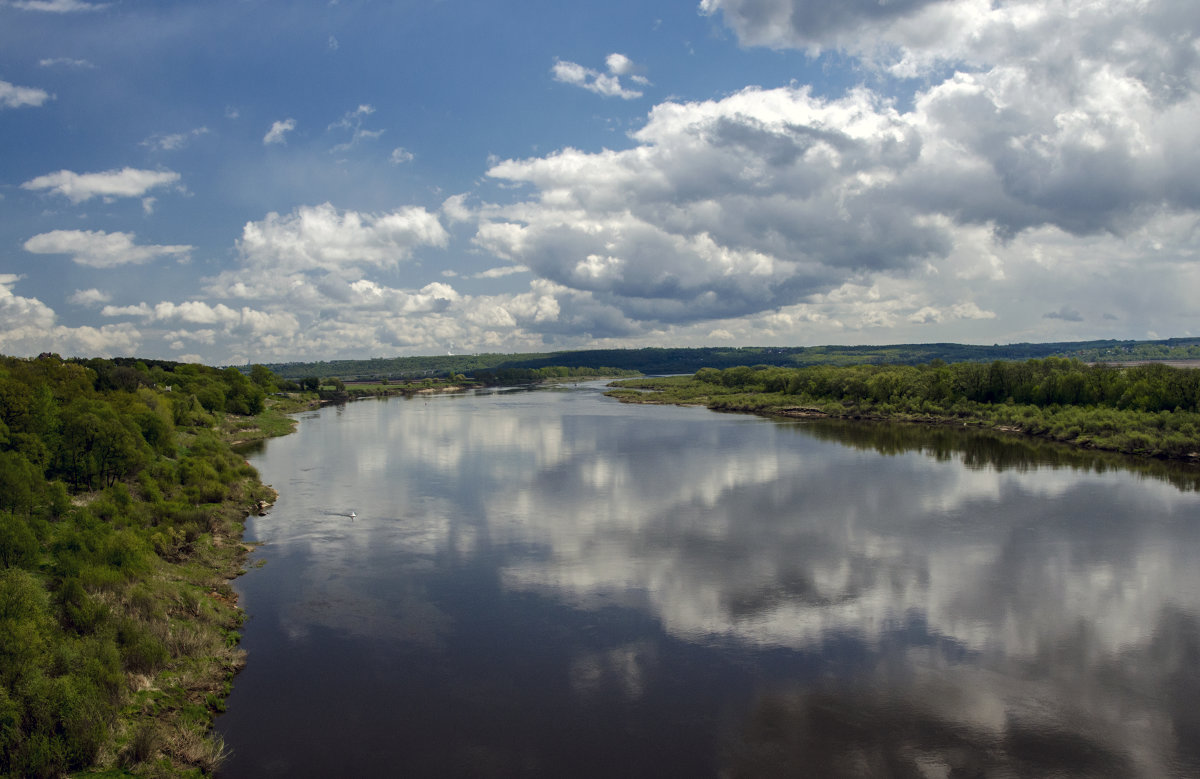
[606, 375, 1200, 464]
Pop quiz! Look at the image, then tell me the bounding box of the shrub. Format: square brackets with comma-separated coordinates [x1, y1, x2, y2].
[0, 515, 39, 569]
[123, 721, 161, 767]
[118, 619, 168, 675]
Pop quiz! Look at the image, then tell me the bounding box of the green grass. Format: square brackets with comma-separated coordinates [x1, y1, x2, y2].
[216, 400, 306, 444]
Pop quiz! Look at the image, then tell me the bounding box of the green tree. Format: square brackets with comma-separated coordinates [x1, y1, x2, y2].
[0, 513, 39, 568]
[0, 376, 31, 433]
[249, 364, 278, 392]
[194, 381, 226, 413]
[0, 451, 39, 517]
[0, 568, 51, 688]
[60, 399, 149, 490]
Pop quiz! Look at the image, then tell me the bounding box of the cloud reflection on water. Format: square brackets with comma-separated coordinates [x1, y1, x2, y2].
[247, 388, 1200, 775]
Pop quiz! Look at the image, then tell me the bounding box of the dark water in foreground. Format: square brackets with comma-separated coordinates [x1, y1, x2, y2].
[216, 383, 1200, 777]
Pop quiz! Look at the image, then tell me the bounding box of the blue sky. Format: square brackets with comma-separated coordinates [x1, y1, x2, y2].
[2, 0, 1198, 364]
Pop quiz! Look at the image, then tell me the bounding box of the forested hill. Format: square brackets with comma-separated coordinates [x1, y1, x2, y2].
[262, 336, 1200, 381]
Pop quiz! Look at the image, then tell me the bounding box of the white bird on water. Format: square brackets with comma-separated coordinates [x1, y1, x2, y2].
[349, 511, 356, 518]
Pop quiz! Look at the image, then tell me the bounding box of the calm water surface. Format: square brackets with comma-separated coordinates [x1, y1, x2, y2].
[216, 382, 1200, 777]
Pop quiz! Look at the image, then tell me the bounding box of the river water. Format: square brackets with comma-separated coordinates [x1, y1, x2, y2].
[216, 382, 1200, 777]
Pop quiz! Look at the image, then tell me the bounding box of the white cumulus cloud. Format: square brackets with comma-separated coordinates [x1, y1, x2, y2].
[24, 230, 192, 267]
[141, 127, 209, 151]
[0, 274, 56, 331]
[478, 86, 938, 325]
[236, 202, 448, 274]
[605, 53, 634, 75]
[68, 288, 112, 306]
[552, 54, 646, 100]
[0, 275, 140, 358]
[8, 0, 106, 12]
[100, 303, 151, 317]
[263, 118, 296, 145]
[348, 280, 460, 314]
[101, 298, 301, 350]
[440, 194, 473, 223]
[0, 79, 52, 109]
[21, 167, 180, 203]
[329, 104, 384, 153]
[474, 265, 530, 279]
[38, 57, 94, 68]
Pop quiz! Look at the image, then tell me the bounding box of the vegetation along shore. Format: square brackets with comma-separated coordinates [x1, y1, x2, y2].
[0, 354, 295, 777]
[607, 358, 1200, 461]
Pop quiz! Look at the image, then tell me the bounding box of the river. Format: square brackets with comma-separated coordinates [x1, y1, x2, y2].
[215, 381, 1200, 777]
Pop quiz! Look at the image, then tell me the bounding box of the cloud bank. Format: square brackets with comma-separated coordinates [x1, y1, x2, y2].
[454, 0, 1200, 342]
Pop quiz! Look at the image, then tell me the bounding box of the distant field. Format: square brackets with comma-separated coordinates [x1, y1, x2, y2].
[1099, 360, 1200, 368]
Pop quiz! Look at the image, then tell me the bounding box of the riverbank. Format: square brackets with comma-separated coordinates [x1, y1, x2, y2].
[84, 437, 279, 777]
[317, 381, 474, 405]
[94, 403, 297, 776]
[607, 369, 1200, 462]
[0, 355, 299, 778]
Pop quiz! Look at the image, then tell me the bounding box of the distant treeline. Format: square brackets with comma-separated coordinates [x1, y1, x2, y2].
[473, 365, 642, 383]
[0, 354, 277, 775]
[610, 358, 1200, 460]
[695, 358, 1200, 413]
[261, 336, 1200, 381]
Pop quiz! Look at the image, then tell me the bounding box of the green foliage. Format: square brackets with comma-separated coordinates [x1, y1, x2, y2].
[248, 364, 278, 393]
[613, 359, 1200, 460]
[683, 358, 1200, 414]
[0, 569, 53, 687]
[0, 353, 271, 775]
[0, 515, 39, 569]
[0, 451, 40, 518]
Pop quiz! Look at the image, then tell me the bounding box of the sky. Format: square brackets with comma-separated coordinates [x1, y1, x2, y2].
[1, 0, 1198, 365]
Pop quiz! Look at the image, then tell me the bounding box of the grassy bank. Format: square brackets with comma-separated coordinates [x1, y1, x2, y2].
[608, 360, 1200, 462]
[217, 397, 315, 446]
[323, 379, 475, 401]
[72, 446, 276, 778]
